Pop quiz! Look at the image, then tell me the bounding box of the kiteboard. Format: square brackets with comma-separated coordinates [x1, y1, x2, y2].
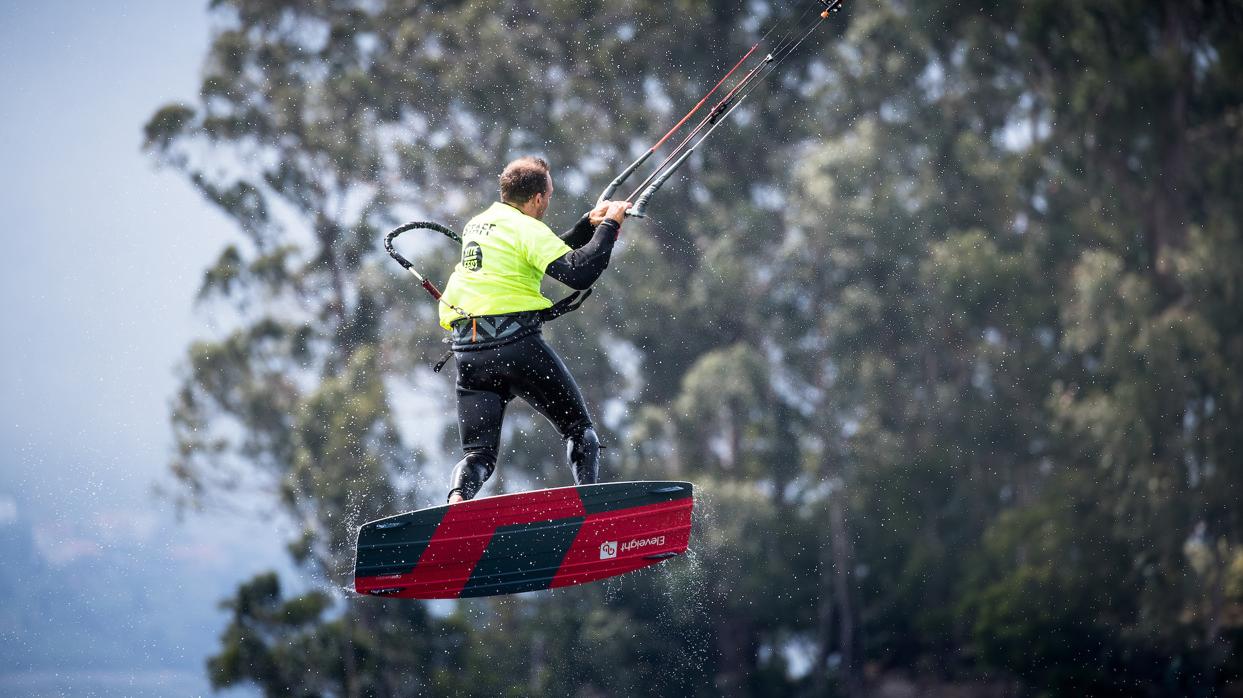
[354, 481, 693, 599]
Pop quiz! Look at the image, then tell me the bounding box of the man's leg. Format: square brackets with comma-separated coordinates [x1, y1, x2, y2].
[508, 335, 600, 486]
[450, 385, 508, 503]
[565, 424, 600, 486]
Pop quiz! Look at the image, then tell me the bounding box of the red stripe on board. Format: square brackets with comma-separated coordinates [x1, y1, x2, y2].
[356, 487, 586, 598]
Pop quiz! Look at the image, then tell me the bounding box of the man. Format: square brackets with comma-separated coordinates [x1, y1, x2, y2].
[437, 156, 630, 504]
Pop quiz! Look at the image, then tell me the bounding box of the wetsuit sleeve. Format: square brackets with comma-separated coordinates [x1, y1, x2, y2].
[545, 219, 619, 290]
[559, 215, 596, 249]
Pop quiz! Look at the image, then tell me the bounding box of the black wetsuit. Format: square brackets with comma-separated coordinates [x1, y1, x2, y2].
[447, 215, 619, 501]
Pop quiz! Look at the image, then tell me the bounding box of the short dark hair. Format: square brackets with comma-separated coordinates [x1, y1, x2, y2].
[499, 156, 551, 204]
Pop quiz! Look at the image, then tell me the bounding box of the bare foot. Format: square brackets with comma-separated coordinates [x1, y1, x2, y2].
[448, 492, 465, 504]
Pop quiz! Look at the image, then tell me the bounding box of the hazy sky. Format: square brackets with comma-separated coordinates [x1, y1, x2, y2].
[0, 1, 230, 507]
[0, 2, 282, 692]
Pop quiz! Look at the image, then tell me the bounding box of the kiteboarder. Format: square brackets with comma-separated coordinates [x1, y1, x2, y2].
[437, 156, 630, 504]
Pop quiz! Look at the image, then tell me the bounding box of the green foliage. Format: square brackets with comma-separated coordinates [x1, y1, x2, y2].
[209, 571, 465, 696]
[208, 572, 336, 694]
[961, 475, 1138, 694]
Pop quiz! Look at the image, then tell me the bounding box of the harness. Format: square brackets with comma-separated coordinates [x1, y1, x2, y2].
[429, 289, 592, 371]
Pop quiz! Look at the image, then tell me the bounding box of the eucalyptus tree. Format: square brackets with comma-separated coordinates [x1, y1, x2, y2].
[784, 0, 1243, 693]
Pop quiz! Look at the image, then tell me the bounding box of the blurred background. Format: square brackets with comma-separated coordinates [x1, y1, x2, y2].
[3, 0, 1242, 696]
[1, 1, 283, 696]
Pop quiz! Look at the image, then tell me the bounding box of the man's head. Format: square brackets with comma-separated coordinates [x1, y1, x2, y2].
[499, 156, 553, 220]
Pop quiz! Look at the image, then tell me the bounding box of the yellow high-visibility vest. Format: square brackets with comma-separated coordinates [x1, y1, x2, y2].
[437, 202, 572, 329]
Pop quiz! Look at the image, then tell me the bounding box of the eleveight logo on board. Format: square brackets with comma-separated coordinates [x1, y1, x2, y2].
[621, 535, 665, 552]
[600, 536, 667, 559]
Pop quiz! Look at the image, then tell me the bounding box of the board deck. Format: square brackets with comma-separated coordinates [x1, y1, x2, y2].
[354, 481, 693, 599]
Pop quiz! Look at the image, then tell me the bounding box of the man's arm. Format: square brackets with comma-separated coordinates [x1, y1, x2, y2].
[558, 200, 609, 248]
[545, 200, 630, 290]
[545, 219, 619, 290]
[559, 215, 597, 249]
